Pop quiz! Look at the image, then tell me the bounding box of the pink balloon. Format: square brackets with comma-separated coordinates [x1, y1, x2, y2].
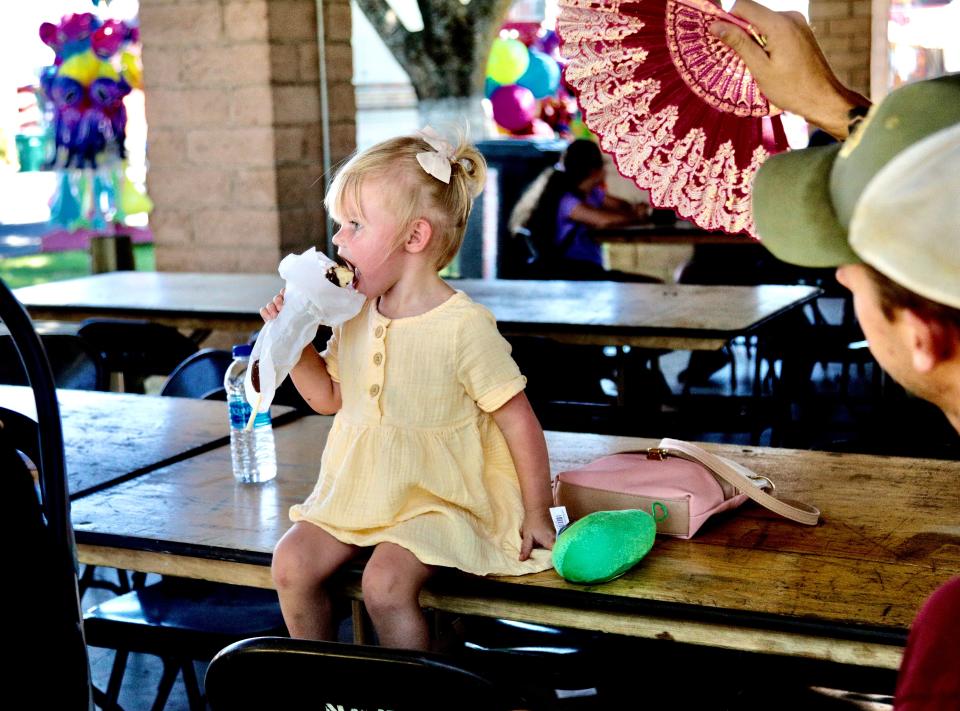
[92, 22, 124, 59]
[510, 118, 556, 138]
[530, 118, 555, 137]
[39, 22, 62, 50]
[60, 13, 95, 42]
[500, 22, 540, 47]
[490, 85, 537, 133]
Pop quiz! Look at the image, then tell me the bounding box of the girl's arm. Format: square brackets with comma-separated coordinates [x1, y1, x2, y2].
[568, 202, 637, 230]
[602, 193, 650, 219]
[260, 291, 342, 415]
[491, 392, 556, 560]
[288, 344, 342, 415]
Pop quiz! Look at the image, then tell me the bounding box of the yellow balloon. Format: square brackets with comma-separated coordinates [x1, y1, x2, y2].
[119, 176, 154, 216]
[59, 50, 100, 85]
[120, 51, 143, 90]
[97, 60, 120, 81]
[486, 39, 530, 85]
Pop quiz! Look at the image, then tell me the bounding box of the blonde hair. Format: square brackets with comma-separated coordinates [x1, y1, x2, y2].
[325, 133, 487, 270]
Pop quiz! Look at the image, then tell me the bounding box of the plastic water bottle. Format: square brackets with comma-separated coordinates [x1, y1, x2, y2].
[224, 344, 277, 483]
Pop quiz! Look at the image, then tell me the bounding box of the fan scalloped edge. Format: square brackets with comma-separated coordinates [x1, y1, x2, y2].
[557, 0, 789, 237]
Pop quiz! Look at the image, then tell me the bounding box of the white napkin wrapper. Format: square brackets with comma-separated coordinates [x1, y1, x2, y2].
[245, 247, 365, 412]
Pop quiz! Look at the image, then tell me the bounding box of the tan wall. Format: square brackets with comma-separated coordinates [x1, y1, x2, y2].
[140, 0, 356, 273]
[809, 0, 873, 98]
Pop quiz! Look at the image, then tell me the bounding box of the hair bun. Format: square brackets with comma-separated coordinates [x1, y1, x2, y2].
[453, 143, 486, 198]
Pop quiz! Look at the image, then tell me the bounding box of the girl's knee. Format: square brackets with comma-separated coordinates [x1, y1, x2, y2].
[271, 535, 308, 591]
[271, 524, 339, 591]
[361, 561, 412, 615]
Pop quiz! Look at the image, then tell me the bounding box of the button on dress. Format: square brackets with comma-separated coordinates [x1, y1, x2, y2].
[289, 292, 552, 576]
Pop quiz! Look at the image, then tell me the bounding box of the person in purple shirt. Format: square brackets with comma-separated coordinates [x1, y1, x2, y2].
[523, 139, 648, 279]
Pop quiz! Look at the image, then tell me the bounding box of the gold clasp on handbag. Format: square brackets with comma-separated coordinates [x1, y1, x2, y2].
[646, 447, 669, 461]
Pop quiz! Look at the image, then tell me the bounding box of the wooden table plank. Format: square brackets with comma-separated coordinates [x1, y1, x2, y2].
[14, 272, 819, 350]
[454, 279, 819, 346]
[0, 386, 296, 497]
[71, 416, 960, 667]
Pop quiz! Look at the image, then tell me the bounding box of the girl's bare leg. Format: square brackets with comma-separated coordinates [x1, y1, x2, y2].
[272, 521, 359, 640]
[361, 542, 434, 650]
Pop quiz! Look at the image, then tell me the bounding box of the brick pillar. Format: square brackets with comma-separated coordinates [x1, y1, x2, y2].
[808, 0, 873, 99]
[140, 0, 356, 273]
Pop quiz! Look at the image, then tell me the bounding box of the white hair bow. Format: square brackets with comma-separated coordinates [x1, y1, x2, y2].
[416, 126, 456, 184]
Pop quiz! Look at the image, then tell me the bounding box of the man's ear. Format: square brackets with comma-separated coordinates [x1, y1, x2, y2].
[404, 218, 433, 255]
[903, 309, 956, 373]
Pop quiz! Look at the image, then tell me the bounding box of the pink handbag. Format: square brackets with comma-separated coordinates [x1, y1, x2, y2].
[553, 438, 820, 538]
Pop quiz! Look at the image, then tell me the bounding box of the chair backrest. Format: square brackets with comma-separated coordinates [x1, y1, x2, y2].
[78, 318, 198, 391]
[205, 637, 529, 711]
[0, 278, 91, 708]
[0, 333, 108, 391]
[160, 348, 234, 399]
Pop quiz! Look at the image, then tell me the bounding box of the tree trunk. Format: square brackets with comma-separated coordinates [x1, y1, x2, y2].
[417, 95, 494, 141]
[353, 0, 512, 101]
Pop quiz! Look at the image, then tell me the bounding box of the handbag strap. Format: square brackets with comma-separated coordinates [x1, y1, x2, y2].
[655, 438, 820, 526]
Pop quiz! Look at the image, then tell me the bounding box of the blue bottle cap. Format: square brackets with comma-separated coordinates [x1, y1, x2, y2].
[232, 344, 253, 358]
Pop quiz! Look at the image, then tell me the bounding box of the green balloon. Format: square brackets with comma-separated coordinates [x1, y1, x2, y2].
[487, 38, 530, 85]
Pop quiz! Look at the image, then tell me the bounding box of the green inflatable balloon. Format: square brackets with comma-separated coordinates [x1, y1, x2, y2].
[486, 38, 530, 86]
[552, 510, 656, 584]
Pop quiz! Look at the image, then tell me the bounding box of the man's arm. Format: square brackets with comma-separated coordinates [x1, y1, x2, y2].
[710, 0, 871, 139]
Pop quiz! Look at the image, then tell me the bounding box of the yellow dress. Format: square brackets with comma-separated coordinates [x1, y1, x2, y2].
[289, 291, 553, 576]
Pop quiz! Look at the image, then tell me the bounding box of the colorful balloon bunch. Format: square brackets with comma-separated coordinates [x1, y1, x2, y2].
[485, 25, 579, 139]
[39, 13, 140, 169]
[38, 13, 152, 230]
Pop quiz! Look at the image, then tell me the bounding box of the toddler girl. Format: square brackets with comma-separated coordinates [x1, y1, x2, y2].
[263, 129, 556, 651]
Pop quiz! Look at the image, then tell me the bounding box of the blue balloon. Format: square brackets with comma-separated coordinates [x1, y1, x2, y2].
[516, 49, 560, 100]
[60, 38, 90, 60]
[484, 77, 500, 99]
[49, 172, 82, 228]
[50, 76, 84, 107]
[91, 171, 115, 228]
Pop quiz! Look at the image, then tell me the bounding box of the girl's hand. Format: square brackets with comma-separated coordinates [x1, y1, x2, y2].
[633, 202, 651, 220]
[260, 288, 285, 323]
[519, 508, 556, 561]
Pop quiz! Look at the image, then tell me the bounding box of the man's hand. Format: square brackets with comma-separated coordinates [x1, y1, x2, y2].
[709, 0, 870, 139]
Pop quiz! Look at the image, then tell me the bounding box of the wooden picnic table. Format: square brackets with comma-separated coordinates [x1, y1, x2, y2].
[14, 272, 820, 351]
[71, 414, 960, 672]
[0, 386, 296, 497]
[594, 221, 757, 245]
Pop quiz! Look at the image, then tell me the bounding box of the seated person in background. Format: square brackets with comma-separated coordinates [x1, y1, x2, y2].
[515, 139, 650, 280]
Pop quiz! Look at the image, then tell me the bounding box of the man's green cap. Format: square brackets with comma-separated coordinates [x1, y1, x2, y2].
[753, 73, 960, 268]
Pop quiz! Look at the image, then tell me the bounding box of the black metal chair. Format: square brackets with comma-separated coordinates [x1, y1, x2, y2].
[507, 335, 620, 432]
[159, 348, 234, 400]
[83, 346, 285, 711]
[79, 347, 233, 602]
[78, 318, 199, 392]
[0, 278, 93, 709]
[205, 637, 532, 711]
[84, 580, 287, 711]
[0, 331, 108, 390]
[451, 616, 605, 709]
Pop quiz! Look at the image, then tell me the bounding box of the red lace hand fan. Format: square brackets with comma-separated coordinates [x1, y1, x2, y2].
[557, 0, 788, 236]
